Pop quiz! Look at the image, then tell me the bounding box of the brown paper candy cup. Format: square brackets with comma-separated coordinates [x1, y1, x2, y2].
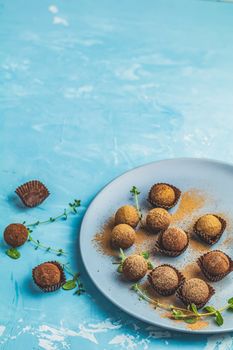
[32, 261, 66, 292]
[16, 180, 50, 208]
[148, 183, 181, 209]
[148, 264, 185, 296]
[197, 250, 233, 282]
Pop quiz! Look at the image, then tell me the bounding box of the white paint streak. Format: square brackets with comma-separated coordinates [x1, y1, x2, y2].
[116, 64, 141, 81]
[64, 85, 93, 99]
[39, 338, 55, 350]
[53, 16, 69, 26]
[49, 5, 58, 14]
[109, 334, 149, 350]
[0, 326, 6, 337]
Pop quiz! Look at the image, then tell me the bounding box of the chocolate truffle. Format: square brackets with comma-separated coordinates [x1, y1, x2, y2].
[198, 250, 232, 281]
[4, 223, 28, 247]
[161, 227, 188, 252]
[148, 183, 180, 209]
[194, 214, 226, 244]
[177, 278, 214, 308]
[122, 254, 148, 281]
[33, 261, 65, 292]
[115, 205, 140, 228]
[146, 208, 171, 233]
[148, 265, 184, 296]
[111, 224, 136, 249]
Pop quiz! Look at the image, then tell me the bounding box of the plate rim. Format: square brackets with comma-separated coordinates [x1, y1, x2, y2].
[79, 157, 233, 334]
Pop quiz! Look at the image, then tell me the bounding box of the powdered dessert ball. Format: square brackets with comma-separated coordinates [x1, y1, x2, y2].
[148, 183, 179, 208]
[196, 214, 222, 237]
[161, 227, 188, 252]
[179, 278, 210, 307]
[115, 205, 139, 228]
[33, 262, 65, 292]
[111, 224, 136, 249]
[146, 208, 171, 233]
[148, 265, 181, 295]
[122, 254, 148, 281]
[4, 223, 28, 247]
[202, 250, 230, 276]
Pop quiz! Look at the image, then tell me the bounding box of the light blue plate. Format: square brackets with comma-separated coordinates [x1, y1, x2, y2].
[80, 158, 233, 333]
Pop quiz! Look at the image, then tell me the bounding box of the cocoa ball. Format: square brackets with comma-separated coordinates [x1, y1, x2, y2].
[115, 205, 139, 228]
[146, 208, 171, 233]
[33, 262, 62, 290]
[161, 227, 188, 252]
[149, 265, 179, 294]
[148, 183, 176, 207]
[196, 214, 222, 237]
[181, 278, 210, 305]
[4, 223, 28, 247]
[122, 254, 148, 281]
[111, 224, 136, 249]
[202, 250, 230, 276]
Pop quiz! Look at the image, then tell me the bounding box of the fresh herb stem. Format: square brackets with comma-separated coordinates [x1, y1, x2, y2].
[130, 186, 142, 220]
[26, 200, 81, 228]
[24, 200, 81, 256]
[61, 263, 85, 295]
[132, 283, 233, 326]
[27, 233, 67, 256]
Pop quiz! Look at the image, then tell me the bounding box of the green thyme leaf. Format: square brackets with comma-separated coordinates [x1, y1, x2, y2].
[141, 251, 149, 259]
[62, 280, 77, 290]
[147, 261, 154, 270]
[215, 311, 224, 326]
[6, 248, 21, 259]
[228, 297, 233, 304]
[204, 306, 216, 313]
[117, 263, 123, 273]
[190, 303, 199, 315]
[184, 317, 198, 324]
[172, 309, 185, 319]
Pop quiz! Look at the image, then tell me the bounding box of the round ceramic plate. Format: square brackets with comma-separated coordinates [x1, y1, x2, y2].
[80, 158, 233, 334]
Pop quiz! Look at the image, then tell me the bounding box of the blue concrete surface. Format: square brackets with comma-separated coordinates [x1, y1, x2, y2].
[1, 0, 233, 348]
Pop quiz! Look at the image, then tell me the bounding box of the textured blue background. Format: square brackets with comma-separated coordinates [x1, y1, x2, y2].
[1, 0, 233, 349]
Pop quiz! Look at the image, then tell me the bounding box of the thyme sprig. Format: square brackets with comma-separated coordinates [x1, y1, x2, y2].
[113, 248, 126, 273]
[132, 283, 233, 326]
[19, 199, 81, 257]
[130, 186, 142, 220]
[25, 199, 81, 228]
[61, 263, 85, 295]
[27, 231, 67, 256]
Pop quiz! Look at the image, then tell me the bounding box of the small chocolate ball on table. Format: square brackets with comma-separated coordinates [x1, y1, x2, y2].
[4, 223, 28, 247]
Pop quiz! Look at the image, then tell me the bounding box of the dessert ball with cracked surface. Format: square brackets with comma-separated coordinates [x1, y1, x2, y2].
[195, 214, 222, 237]
[115, 205, 139, 228]
[33, 262, 61, 288]
[180, 278, 210, 306]
[4, 223, 28, 247]
[161, 227, 188, 252]
[111, 224, 136, 249]
[122, 254, 148, 281]
[32, 262, 66, 292]
[146, 208, 171, 233]
[148, 183, 176, 207]
[202, 251, 230, 276]
[149, 265, 179, 294]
